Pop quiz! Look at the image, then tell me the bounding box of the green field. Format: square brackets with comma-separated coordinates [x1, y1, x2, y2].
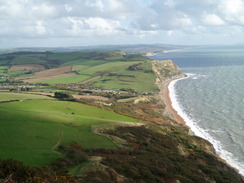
[0, 66, 8, 76]
[0, 99, 138, 166]
[0, 66, 9, 70]
[0, 92, 53, 102]
[42, 60, 157, 92]
[36, 74, 91, 84]
[0, 50, 157, 92]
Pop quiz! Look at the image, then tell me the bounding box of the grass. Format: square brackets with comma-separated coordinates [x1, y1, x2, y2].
[38, 60, 158, 92]
[47, 52, 90, 63]
[0, 92, 53, 102]
[35, 74, 91, 84]
[8, 70, 29, 76]
[92, 70, 157, 93]
[61, 59, 109, 67]
[117, 96, 140, 103]
[87, 61, 157, 92]
[0, 50, 158, 92]
[0, 66, 9, 70]
[81, 61, 141, 75]
[0, 100, 138, 166]
[0, 60, 10, 65]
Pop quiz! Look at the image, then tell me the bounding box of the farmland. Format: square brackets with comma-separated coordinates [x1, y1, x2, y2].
[0, 50, 157, 93]
[0, 92, 53, 102]
[0, 97, 138, 166]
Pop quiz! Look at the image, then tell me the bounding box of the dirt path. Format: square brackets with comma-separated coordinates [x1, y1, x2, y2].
[79, 75, 101, 84]
[73, 95, 109, 101]
[23, 73, 75, 82]
[51, 124, 64, 155]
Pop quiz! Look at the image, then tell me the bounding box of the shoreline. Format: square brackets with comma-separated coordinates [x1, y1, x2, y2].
[161, 76, 244, 179]
[161, 76, 187, 125]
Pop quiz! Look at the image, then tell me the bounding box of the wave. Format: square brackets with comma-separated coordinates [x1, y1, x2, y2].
[185, 73, 208, 80]
[168, 75, 244, 176]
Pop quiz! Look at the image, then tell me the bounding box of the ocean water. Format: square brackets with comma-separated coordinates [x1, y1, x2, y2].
[151, 45, 244, 176]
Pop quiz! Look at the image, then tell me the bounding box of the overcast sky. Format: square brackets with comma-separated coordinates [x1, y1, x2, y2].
[1, 0, 244, 48]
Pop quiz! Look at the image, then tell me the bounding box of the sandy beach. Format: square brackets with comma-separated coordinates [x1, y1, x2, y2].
[161, 78, 186, 125]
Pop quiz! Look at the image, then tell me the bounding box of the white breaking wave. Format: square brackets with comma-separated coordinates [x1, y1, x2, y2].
[168, 75, 244, 176]
[186, 73, 207, 80]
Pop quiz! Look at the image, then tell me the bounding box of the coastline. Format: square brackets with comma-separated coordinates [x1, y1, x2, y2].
[161, 77, 187, 125]
[162, 76, 244, 179]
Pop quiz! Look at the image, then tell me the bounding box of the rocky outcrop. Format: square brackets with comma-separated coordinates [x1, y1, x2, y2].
[151, 59, 185, 88]
[145, 52, 154, 56]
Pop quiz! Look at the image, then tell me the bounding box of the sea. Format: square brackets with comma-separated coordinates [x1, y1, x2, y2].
[150, 45, 244, 176]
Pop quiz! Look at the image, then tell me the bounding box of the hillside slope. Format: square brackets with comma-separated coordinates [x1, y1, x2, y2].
[0, 51, 243, 183]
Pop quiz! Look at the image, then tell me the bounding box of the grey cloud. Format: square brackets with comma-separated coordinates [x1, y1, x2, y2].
[1, 0, 244, 47]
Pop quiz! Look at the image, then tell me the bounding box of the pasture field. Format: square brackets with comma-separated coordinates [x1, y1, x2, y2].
[87, 61, 157, 92]
[36, 74, 91, 84]
[62, 59, 109, 67]
[0, 66, 9, 70]
[0, 92, 53, 102]
[34, 66, 72, 77]
[0, 60, 10, 65]
[0, 100, 138, 166]
[0, 66, 8, 75]
[0, 50, 158, 92]
[96, 72, 156, 92]
[79, 61, 142, 75]
[8, 70, 30, 76]
[38, 60, 157, 92]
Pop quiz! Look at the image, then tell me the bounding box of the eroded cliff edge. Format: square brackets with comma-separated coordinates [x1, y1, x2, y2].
[151, 59, 185, 89]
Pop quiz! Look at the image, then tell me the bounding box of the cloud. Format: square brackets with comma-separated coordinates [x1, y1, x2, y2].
[217, 0, 244, 25]
[65, 17, 122, 36]
[202, 14, 225, 26]
[1, 0, 244, 47]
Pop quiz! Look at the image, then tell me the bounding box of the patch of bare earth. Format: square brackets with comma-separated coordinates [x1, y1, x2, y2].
[23, 66, 74, 82]
[79, 75, 101, 84]
[26, 92, 55, 97]
[35, 66, 72, 77]
[8, 64, 45, 72]
[24, 73, 75, 82]
[73, 95, 109, 101]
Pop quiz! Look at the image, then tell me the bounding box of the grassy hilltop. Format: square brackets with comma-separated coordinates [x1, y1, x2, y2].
[0, 50, 243, 183]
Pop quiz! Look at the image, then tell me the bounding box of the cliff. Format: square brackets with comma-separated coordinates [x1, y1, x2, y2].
[151, 59, 185, 88]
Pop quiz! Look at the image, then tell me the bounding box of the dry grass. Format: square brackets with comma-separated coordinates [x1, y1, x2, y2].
[23, 73, 75, 83]
[35, 66, 72, 77]
[23, 66, 73, 82]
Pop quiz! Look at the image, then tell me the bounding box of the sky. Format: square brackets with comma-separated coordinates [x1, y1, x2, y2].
[1, 0, 244, 48]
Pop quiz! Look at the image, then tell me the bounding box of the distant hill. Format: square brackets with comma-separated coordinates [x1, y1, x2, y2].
[0, 50, 158, 93]
[0, 44, 190, 54]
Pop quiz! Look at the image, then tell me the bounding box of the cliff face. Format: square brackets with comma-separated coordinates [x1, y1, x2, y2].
[151, 59, 185, 88]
